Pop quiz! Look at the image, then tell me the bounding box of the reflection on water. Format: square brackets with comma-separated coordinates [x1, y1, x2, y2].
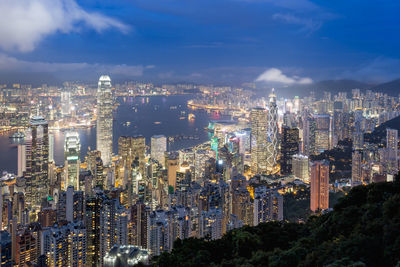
[0, 95, 228, 173]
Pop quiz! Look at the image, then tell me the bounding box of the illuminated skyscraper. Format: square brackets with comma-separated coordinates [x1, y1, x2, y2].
[310, 160, 329, 212]
[61, 91, 71, 117]
[100, 199, 128, 266]
[386, 128, 398, 174]
[17, 144, 26, 177]
[267, 89, 279, 172]
[314, 114, 332, 153]
[292, 154, 309, 182]
[303, 116, 316, 156]
[151, 135, 167, 167]
[64, 131, 81, 190]
[250, 107, 268, 174]
[167, 152, 179, 192]
[351, 150, 362, 186]
[280, 126, 299, 175]
[85, 194, 103, 266]
[25, 116, 49, 208]
[118, 136, 146, 176]
[96, 75, 113, 166]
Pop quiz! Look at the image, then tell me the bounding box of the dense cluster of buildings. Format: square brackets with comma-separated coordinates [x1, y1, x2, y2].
[0, 76, 399, 266]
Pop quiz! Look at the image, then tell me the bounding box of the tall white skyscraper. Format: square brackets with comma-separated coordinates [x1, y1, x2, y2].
[267, 88, 278, 172]
[96, 75, 113, 166]
[17, 144, 26, 177]
[49, 133, 54, 163]
[61, 91, 72, 116]
[151, 135, 167, 167]
[64, 131, 81, 189]
[251, 107, 268, 174]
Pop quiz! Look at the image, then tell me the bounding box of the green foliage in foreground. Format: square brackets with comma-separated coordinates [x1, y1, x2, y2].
[151, 180, 400, 266]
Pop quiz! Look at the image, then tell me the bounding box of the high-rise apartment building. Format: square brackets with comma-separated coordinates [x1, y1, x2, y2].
[310, 161, 330, 212]
[351, 150, 362, 186]
[292, 154, 309, 182]
[96, 75, 113, 166]
[303, 116, 316, 156]
[314, 114, 332, 153]
[386, 128, 398, 174]
[118, 136, 146, 176]
[151, 135, 167, 167]
[100, 199, 128, 266]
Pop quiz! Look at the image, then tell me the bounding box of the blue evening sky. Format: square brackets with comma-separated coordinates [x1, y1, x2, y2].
[0, 0, 399, 84]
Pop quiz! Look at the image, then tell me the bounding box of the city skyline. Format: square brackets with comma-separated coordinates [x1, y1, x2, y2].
[0, 1, 399, 266]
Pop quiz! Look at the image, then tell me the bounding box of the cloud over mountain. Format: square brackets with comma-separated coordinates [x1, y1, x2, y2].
[256, 68, 313, 84]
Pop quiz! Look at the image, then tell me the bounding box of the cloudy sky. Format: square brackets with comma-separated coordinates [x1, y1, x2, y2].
[0, 0, 399, 85]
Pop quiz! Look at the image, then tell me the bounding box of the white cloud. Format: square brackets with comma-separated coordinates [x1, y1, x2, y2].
[0, 53, 146, 77]
[256, 68, 313, 84]
[273, 13, 322, 33]
[0, 0, 130, 52]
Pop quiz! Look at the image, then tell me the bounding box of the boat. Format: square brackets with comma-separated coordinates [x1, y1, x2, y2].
[9, 132, 25, 139]
[188, 113, 196, 120]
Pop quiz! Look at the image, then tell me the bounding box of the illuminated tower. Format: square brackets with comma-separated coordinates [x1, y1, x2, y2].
[351, 150, 362, 186]
[151, 135, 167, 167]
[64, 131, 81, 190]
[25, 116, 49, 208]
[303, 116, 316, 156]
[310, 160, 329, 212]
[267, 88, 279, 172]
[96, 75, 113, 166]
[118, 136, 146, 176]
[280, 126, 299, 175]
[250, 107, 268, 174]
[386, 128, 398, 174]
[61, 91, 71, 117]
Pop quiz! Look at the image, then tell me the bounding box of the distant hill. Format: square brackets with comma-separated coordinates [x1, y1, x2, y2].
[370, 78, 400, 96]
[364, 115, 400, 145]
[256, 78, 400, 98]
[152, 180, 400, 266]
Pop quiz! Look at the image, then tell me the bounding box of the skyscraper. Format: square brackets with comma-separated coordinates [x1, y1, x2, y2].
[64, 131, 81, 190]
[351, 150, 362, 186]
[267, 89, 279, 172]
[303, 116, 316, 156]
[314, 114, 332, 153]
[118, 136, 146, 176]
[25, 116, 49, 208]
[280, 126, 299, 175]
[96, 75, 113, 166]
[250, 107, 268, 174]
[151, 135, 167, 167]
[292, 154, 309, 182]
[61, 91, 72, 117]
[386, 128, 398, 174]
[310, 160, 330, 212]
[17, 144, 26, 177]
[85, 194, 103, 266]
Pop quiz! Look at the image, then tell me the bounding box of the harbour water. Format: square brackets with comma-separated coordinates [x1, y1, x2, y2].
[0, 95, 228, 174]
